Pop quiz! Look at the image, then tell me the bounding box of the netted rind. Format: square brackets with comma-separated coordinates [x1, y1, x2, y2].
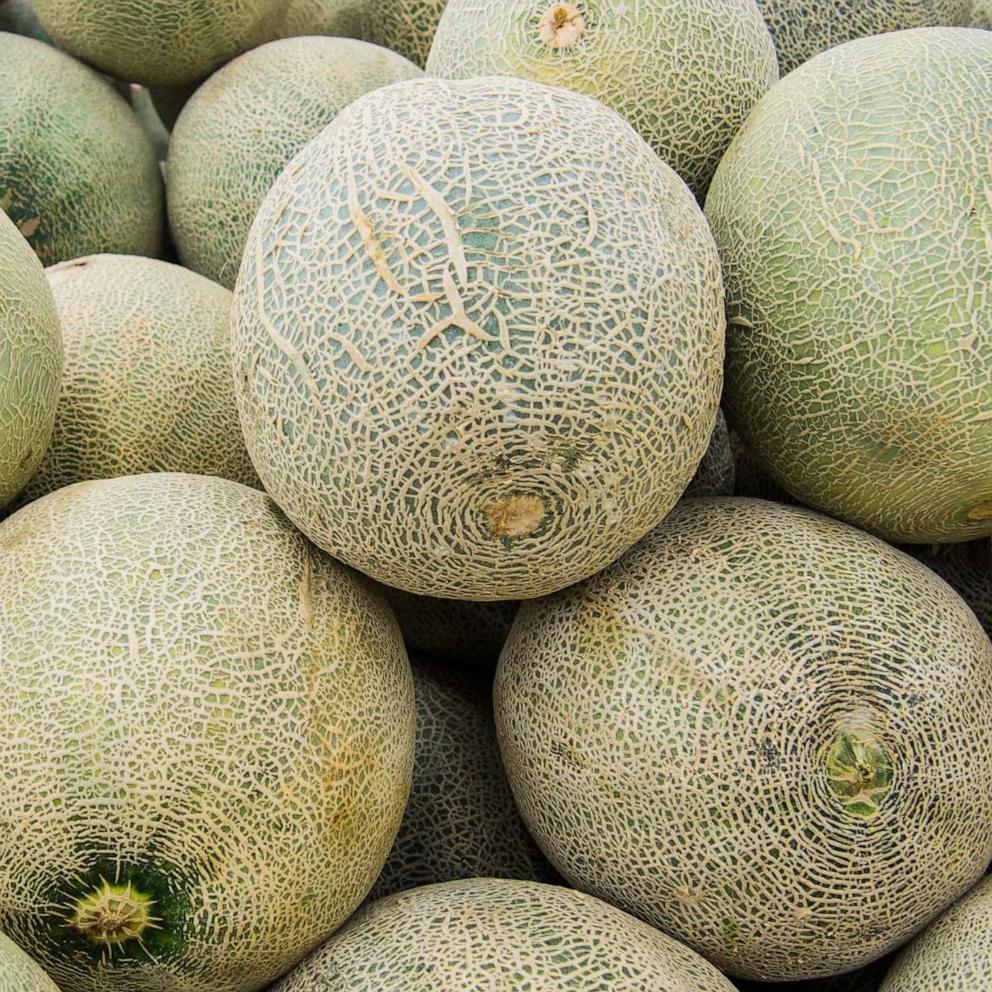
[368, 0, 447, 66]
[0, 473, 415, 992]
[971, 0, 992, 26]
[685, 408, 735, 498]
[736, 954, 894, 992]
[272, 878, 737, 991]
[269, 0, 371, 39]
[0, 931, 58, 992]
[705, 28, 992, 545]
[232, 75, 724, 601]
[495, 497, 992, 980]
[426, 0, 777, 197]
[912, 539, 991, 636]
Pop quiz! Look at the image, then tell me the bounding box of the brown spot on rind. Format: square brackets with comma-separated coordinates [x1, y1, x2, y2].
[486, 495, 545, 538]
[537, 3, 585, 48]
[967, 505, 992, 522]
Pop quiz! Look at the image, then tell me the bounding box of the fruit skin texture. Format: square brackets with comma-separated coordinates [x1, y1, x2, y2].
[29, 0, 284, 87]
[22, 255, 259, 501]
[972, 0, 992, 26]
[368, 0, 447, 66]
[272, 878, 738, 991]
[705, 28, 992, 545]
[270, 0, 371, 39]
[233, 75, 724, 601]
[495, 497, 992, 980]
[685, 408, 735, 498]
[0, 931, 58, 992]
[0, 473, 415, 992]
[168, 37, 421, 289]
[0, 34, 163, 266]
[912, 539, 991, 635]
[427, 0, 778, 197]
[0, 209, 61, 509]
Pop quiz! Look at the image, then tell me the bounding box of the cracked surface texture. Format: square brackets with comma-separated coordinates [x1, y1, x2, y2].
[912, 539, 991, 636]
[273, 878, 737, 991]
[0, 209, 61, 509]
[169, 37, 421, 289]
[495, 497, 992, 981]
[22, 255, 258, 502]
[685, 408, 735, 498]
[233, 75, 724, 601]
[269, 0, 371, 39]
[427, 0, 778, 197]
[972, 0, 992, 25]
[0, 931, 58, 992]
[0, 473, 415, 992]
[369, 0, 447, 66]
[705, 28, 992, 544]
[0, 33, 163, 266]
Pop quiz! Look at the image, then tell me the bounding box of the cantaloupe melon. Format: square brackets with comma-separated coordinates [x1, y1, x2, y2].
[972, 0, 992, 26]
[0, 0, 49, 42]
[30, 0, 285, 87]
[273, 878, 738, 991]
[0, 209, 61, 509]
[737, 956, 893, 992]
[685, 409, 735, 498]
[169, 37, 421, 289]
[0, 473, 415, 992]
[0, 931, 58, 992]
[427, 0, 778, 196]
[913, 540, 990, 635]
[370, 657, 554, 899]
[705, 28, 992, 545]
[0, 33, 163, 266]
[270, 0, 371, 39]
[495, 497, 992, 980]
[232, 75, 724, 601]
[757, 0, 972, 73]
[368, 0, 447, 66]
[22, 256, 258, 502]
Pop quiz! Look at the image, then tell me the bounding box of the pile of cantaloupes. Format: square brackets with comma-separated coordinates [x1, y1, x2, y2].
[0, 2, 990, 991]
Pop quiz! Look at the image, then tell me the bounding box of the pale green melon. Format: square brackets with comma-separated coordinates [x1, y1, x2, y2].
[30, 0, 285, 86]
[0, 0, 49, 42]
[169, 37, 421, 288]
[369, 0, 448, 65]
[232, 75, 724, 601]
[496, 497, 992, 980]
[971, 0, 992, 25]
[23, 255, 258, 502]
[913, 539, 991, 635]
[273, 879, 737, 991]
[685, 408, 735, 498]
[270, 0, 371, 39]
[0, 33, 163, 266]
[0, 472, 415, 992]
[705, 28, 992, 544]
[0, 931, 58, 992]
[427, 0, 778, 196]
[0, 209, 61, 509]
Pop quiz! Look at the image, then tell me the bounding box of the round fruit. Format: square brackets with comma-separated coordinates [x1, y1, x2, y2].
[369, 0, 447, 66]
[0, 209, 61, 509]
[270, 0, 371, 39]
[0, 931, 58, 992]
[685, 408, 735, 498]
[273, 878, 737, 991]
[30, 0, 284, 87]
[913, 539, 990, 635]
[495, 497, 992, 980]
[0, 473, 415, 992]
[705, 28, 992, 544]
[22, 255, 258, 501]
[232, 75, 724, 600]
[427, 0, 777, 196]
[0, 33, 163, 266]
[169, 37, 421, 288]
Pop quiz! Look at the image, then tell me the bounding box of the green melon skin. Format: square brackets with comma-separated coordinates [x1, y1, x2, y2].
[0, 931, 58, 992]
[0, 33, 164, 266]
[705, 28, 992, 545]
[269, 0, 371, 39]
[685, 408, 736, 498]
[232, 75, 724, 601]
[168, 37, 422, 289]
[972, 0, 992, 26]
[368, 0, 447, 66]
[273, 878, 737, 991]
[0, 473, 415, 992]
[0, 0, 50, 42]
[22, 255, 259, 502]
[0, 209, 61, 509]
[495, 497, 992, 980]
[29, 0, 284, 87]
[912, 539, 991, 636]
[758, 0, 972, 74]
[427, 0, 778, 197]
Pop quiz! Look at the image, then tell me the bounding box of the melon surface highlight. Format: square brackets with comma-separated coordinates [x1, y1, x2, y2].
[495, 497, 992, 980]
[23, 255, 258, 502]
[705, 28, 992, 544]
[368, 0, 447, 66]
[273, 878, 737, 991]
[0, 931, 58, 992]
[0, 473, 415, 992]
[232, 75, 724, 601]
[169, 37, 421, 288]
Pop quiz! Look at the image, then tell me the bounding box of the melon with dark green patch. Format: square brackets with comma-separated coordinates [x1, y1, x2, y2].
[0, 931, 58, 992]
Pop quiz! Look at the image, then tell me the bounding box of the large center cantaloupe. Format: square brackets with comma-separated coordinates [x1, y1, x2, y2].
[0, 473, 415, 992]
[0, 931, 58, 992]
[232, 75, 724, 601]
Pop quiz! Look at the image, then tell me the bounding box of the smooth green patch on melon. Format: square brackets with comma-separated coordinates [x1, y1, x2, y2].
[0, 472, 415, 992]
[168, 37, 421, 289]
[0, 930, 58, 992]
[269, 0, 371, 39]
[368, 0, 448, 66]
[495, 497, 992, 980]
[427, 0, 778, 197]
[705, 28, 992, 544]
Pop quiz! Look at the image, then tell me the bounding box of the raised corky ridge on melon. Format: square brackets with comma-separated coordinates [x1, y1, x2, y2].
[0, 931, 58, 992]
[232, 75, 724, 601]
[0, 33, 163, 266]
[685, 408, 735, 498]
[269, 0, 371, 39]
[273, 878, 737, 991]
[30, 0, 284, 86]
[705, 28, 992, 544]
[0, 473, 415, 992]
[0, 209, 61, 509]
[23, 256, 258, 501]
[913, 539, 991, 635]
[427, 0, 777, 196]
[368, 0, 447, 65]
[169, 37, 421, 289]
[495, 497, 992, 980]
